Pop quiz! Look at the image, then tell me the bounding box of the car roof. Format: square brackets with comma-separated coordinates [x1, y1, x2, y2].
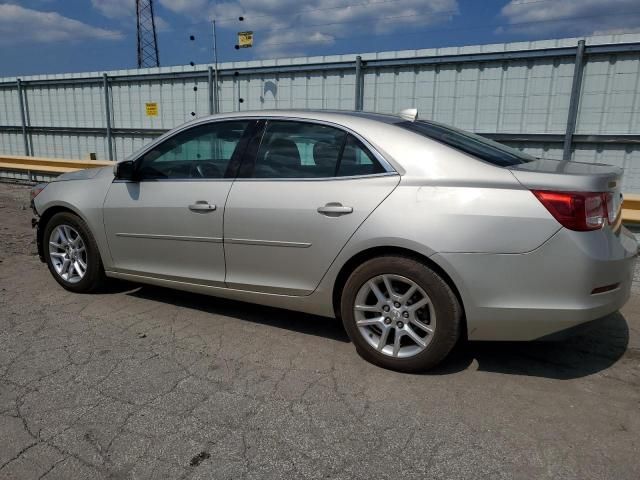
[128, 109, 497, 179]
[195, 109, 402, 126]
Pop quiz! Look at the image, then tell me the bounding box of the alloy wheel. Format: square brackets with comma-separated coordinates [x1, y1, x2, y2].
[48, 224, 88, 284]
[353, 274, 436, 358]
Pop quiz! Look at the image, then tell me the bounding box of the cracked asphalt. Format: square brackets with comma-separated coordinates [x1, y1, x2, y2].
[0, 182, 639, 479]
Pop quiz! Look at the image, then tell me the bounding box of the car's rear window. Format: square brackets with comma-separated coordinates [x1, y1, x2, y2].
[396, 120, 536, 167]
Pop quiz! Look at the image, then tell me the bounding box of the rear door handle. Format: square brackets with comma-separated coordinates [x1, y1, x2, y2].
[317, 203, 353, 216]
[188, 201, 217, 212]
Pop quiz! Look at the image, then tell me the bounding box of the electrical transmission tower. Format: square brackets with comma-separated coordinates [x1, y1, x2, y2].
[136, 0, 160, 68]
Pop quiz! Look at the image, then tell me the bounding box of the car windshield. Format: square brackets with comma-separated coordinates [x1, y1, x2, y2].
[396, 120, 536, 167]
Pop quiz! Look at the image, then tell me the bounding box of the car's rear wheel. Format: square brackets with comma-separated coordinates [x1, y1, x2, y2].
[43, 212, 105, 293]
[340, 256, 461, 372]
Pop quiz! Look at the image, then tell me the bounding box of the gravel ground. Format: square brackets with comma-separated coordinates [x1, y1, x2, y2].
[0, 182, 639, 480]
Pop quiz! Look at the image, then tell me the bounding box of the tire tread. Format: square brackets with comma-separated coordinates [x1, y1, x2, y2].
[340, 255, 462, 372]
[43, 212, 106, 293]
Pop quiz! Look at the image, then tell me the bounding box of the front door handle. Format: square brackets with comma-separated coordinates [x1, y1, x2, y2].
[188, 201, 217, 212]
[317, 202, 353, 216]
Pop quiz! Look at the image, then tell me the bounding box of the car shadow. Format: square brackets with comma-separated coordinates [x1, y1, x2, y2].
[432, 312, 630, 379]
[125, 283, 630, 379]
[127, 284, 350, 343]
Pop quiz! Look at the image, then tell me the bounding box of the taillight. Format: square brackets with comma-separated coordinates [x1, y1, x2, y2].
[605, 192, 621, 223]
[532, 190, 614, 231]
[30, 183, 47, 201]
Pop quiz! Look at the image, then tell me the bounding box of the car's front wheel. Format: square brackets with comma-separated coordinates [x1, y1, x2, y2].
[43, 212, 105, 293]
[340, 256, 462, 372]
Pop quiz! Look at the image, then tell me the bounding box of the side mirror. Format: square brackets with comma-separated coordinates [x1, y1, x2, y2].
[114, 160, 137, 181]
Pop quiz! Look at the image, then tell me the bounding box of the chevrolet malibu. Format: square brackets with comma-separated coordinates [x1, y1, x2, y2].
[31, 110, 637, 372]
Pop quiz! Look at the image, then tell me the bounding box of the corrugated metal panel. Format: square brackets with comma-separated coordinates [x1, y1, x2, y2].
[25, 84, 104, 128]
[362, 56, 575, 134]
[27, 132, 109, 160]
[2, 33, 640, 190]
[113, 134, 159, 160]
[0, 88, 22, 126]
[0, 132, 23, 155]
[576, 52, 640, 135]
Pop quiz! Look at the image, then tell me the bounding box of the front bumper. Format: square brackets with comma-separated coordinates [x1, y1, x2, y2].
[434, 226, 638, 341]
[32, 216, 45, 262]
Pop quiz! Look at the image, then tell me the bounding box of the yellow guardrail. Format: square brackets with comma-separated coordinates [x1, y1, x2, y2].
[0, 154, 113, 174]
[622, 194, 640, 224]
[1, 154, 640, 224]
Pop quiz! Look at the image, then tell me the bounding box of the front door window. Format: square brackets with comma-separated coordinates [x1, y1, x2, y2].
[137, 121, 250, 179]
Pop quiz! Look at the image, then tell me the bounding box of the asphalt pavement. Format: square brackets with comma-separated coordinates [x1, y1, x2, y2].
[0, 182, 638, 479]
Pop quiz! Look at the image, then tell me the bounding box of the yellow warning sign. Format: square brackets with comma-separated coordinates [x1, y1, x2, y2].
[145, 102, 158, 117]
[238, 31, 253, 48]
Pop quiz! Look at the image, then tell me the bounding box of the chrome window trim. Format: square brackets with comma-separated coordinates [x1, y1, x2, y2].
[251, 117, 396, 177]
[232, 171, 399, 182]
[123, 115, 398, 180]
[125, 118, 255, 182]
[113, 177, 235, 183]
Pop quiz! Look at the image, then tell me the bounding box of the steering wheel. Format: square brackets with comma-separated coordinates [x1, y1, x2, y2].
[193, 162, 222, 178]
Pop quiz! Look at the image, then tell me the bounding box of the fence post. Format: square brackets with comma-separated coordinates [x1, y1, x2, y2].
[16, 79, 30, 156]
[208, 66, 214, 115]
[562, 39, 586, 161]
[103, 73, 114, 161]
[236, 77, 241, 111]
[354, 56, 363, 111]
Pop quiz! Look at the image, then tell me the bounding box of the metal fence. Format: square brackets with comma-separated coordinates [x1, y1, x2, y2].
[1, 33, 640, 190]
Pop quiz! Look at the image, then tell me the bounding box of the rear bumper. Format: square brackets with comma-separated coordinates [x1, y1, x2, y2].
[434, 226, 638, 341]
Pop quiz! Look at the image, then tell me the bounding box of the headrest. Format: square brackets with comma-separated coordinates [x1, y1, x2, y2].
[313, 142, 340, 167]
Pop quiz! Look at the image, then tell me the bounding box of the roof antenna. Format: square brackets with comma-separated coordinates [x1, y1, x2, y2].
[398, 108, 418, 121]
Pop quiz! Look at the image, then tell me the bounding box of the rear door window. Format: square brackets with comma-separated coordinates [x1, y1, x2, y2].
[337, 135, 386, 177]
[252, 121, 345, 178]
[251, 120, 386, 178]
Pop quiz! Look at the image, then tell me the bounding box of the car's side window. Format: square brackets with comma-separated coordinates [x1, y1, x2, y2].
[252, 121, 347, 178]
[337, 135, 386, 177]
[137, 121, 250, 180]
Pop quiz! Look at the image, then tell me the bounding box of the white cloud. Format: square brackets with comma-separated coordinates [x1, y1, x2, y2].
[93, 0, 201, 23]
[91, 0, 133, 19]
[91, 0, 170, 32]
[0, 3, 123, 44]
[208, 0, 459, 56]
[500, 0, 640, 36]
[157, 0, 208, 15]
[140, 0, 457, 56]
[153, 15, 171, 32]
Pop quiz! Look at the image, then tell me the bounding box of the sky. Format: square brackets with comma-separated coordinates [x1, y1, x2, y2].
[1, 0, 640, 77]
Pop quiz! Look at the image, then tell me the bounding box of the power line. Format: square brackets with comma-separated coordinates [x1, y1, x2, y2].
[194, 0, 588, 40]
[176, 1, 640, 64]
[208, 0, 584, 25]
[211, 0, 458, 25]
[257, 9, 640, 49]
[263, 9, 458, 36]
[172, 0, 614, 41]
[162, 0, 456, 31]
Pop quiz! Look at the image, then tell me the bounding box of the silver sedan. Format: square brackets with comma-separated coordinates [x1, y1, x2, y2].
[31, 110, 637, 371]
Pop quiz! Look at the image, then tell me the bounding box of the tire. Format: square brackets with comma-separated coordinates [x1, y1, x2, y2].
[340, 255, 461, 372]
[43, 211, 106, 293]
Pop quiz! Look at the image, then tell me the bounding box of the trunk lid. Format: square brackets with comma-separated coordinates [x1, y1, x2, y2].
[508, 158, 622, 193]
